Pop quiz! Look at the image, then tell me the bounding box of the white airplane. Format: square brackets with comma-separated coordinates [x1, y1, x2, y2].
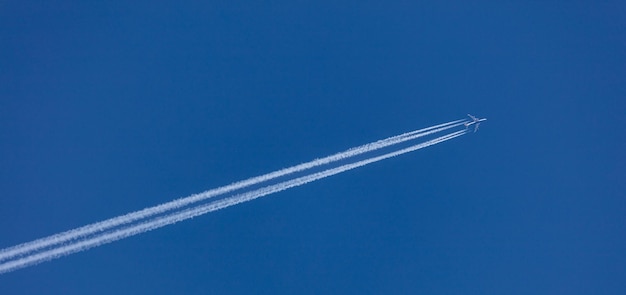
[464, 114, 487, 132]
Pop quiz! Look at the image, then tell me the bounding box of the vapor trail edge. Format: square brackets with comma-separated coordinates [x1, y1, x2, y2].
[0, 120, 465, 262]
[0, 129, 466, 274]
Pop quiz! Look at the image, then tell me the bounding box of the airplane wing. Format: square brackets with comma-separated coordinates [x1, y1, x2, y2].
[468, 114, 478, 121]
[474, 123, 480, 132]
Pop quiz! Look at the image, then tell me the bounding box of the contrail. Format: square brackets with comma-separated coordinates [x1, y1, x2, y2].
[0, 119, 465, 263]
[0, 129, 466, 274]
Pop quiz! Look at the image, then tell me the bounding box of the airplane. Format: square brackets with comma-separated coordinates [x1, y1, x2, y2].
[464, 114, 487, 132]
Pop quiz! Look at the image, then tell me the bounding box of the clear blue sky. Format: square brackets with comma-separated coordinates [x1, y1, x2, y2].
[1, 1, 625, 294]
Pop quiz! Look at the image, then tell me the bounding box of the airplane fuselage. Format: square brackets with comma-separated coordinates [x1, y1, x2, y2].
[464, 118, 486, 127]
[464, 114, 487, 132]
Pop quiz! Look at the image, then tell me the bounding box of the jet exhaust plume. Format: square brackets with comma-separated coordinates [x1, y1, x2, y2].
[0, 120, 465, 263]
[0, 122, 467, 274]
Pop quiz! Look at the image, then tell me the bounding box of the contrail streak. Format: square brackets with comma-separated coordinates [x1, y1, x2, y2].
[0, 120, 465, 263]
[0, 129, 466, 274]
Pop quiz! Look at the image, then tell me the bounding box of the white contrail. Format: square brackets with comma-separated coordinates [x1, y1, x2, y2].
[0, 119, 465, 263]
[0, 129, 466, 274]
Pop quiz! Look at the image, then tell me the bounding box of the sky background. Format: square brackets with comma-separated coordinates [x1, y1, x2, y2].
[1, 1, 625, 294]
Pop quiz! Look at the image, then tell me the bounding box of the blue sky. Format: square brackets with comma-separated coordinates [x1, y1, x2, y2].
[1, 1, 625, 294]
